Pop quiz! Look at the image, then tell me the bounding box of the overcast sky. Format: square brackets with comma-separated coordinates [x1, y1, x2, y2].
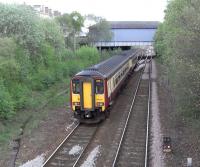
[0, 0, 168, 21]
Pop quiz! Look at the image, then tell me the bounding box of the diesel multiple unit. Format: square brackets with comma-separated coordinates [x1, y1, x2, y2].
[70, 49, 141, 123]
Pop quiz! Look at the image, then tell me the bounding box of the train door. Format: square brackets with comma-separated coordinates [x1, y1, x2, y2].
[83, 82, 92, 109]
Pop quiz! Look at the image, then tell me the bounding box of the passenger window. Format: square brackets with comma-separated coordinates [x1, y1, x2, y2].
[72, 79, 80, 94]
[95, 80, 104, 94]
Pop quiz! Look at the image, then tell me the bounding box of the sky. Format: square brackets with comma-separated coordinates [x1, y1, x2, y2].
[0, 0, 168, 21]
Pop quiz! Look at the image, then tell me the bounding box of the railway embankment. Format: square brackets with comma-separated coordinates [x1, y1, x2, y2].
[156, 60, 200, 166]
[1, 59, 200, 167]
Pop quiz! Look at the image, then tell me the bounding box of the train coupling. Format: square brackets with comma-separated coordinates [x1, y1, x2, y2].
[85, 111, 92, 118]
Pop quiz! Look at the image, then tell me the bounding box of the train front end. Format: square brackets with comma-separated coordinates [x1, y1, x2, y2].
[70, 76, 107, 123]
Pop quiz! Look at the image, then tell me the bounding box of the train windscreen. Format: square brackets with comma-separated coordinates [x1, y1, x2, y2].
[95, 80, 104, 94]
[72, 79, 80, 94]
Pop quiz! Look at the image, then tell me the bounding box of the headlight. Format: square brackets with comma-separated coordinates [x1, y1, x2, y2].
[96, 102, 104, 107]
[73, 102, 80, 106]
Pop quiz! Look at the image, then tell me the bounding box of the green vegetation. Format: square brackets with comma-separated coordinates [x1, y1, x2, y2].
[155, 0, 200, 119]
[86, 15, 113, 43]
[0, 3, 102, 119]
[56, 11, 84, 50]
[0, 3, 114, 154]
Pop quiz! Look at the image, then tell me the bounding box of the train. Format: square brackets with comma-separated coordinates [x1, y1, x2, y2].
[70, 49, 144, 123]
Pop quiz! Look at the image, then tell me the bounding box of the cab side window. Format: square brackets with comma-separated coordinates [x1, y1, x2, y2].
[72, 79, 80, 94]
[95, 80, 104, 94]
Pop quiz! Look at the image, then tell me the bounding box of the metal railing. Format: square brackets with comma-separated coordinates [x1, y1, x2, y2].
[93, 41, 155, 47]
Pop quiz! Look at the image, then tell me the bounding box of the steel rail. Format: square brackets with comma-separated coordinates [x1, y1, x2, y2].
[112, 58, 148, 167]
[42, 122, 80, 166]
[144, 56, 152, 167]
[72, 126, 98, 167]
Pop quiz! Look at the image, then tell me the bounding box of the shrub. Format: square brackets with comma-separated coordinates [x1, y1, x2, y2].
[0, 37, 17, 59]
[66, 59, 82, 77]
[0, 59, 20, 85]
[75, 46, 100, 66]
[31, 68, 56, 91]
[0, 80, 14, 119]
[9, 84, 29, 110]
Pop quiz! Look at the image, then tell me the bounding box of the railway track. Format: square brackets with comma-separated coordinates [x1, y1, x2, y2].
[42, 123, 98, 167]
[112, 58, 152, 167]
[43, 57, 152, 167]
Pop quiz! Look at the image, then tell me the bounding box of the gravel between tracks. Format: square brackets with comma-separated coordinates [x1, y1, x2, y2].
[18, 154, 45, 167]
[80, 145, 101, 167]
[69, 145, 83, 156]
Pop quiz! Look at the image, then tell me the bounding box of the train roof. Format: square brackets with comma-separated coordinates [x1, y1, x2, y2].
[75, 49, 139, 78]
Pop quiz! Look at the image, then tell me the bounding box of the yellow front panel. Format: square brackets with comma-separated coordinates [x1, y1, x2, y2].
[72, 94, 80, 111]
[83, 82, 92, 109]
[95, 94, 105, 111]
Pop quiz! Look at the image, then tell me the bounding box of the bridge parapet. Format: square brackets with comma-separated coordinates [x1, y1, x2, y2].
[93, 41, 154, 47]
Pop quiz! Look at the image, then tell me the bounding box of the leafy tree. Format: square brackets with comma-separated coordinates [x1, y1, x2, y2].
[56, 13, 73, 36]
[154, 23, 165, 58]
[0, 3, 107, 121]
[70, 11, 84, 33]
[56, 11, 84, 50]
[86, 15, 113, 44]
[0, 3, 44, 55]
[42, 19, 65, 53]
[155, 0, 200, 118]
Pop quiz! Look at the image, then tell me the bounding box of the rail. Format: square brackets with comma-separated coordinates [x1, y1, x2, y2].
[112, 56, 152, 167]
[42, 123, 80, 166]
[144, 57, 152, 167]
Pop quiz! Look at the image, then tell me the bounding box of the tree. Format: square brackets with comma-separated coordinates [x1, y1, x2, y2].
[155, 0, 200, 118]
[56, 13, 73, 37]
[86, 15, 113, 45]
[0, 3, 44, 55]
[42, 19, 65, 53]
[70, 11, 84, 51]
[56, 11, 84, 50]
[0, 3, 68, 117]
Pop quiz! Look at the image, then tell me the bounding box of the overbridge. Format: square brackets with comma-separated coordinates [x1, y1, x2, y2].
[91, 21, 159, 49]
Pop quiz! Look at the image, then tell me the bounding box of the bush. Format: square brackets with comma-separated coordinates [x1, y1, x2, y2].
[42, 19, 65, 53]
[0, 37, 17, 59]
[60, 49, 74, 60]
[66, 59, 82, 77]
[75, 46, 100, 66]
[9, 84, 29, 110]
[0, 80, 14, 119]
[0, 59, 20, 84]
[53, 62, 69, 80]
[15, 45, 33, 83]
[31, 68, 56, 91]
